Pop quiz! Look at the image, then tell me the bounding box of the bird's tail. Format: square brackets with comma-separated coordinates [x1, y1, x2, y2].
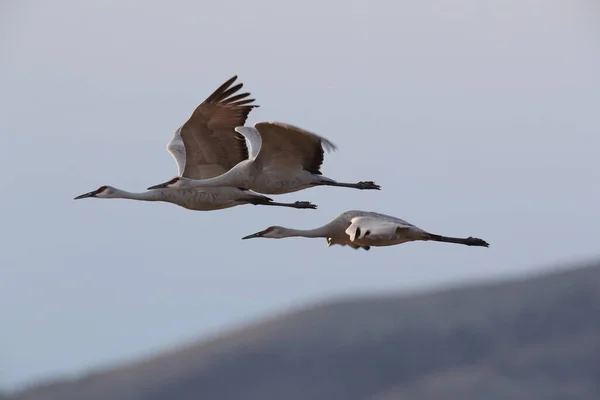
[427, 233, 489, 247]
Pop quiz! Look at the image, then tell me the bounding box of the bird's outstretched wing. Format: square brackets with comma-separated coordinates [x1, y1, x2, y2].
[167, 76, 259, 179]
[234, 121, 337, 175]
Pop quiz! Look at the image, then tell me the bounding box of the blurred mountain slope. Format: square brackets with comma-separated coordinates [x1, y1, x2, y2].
[12, 262, 600, 400]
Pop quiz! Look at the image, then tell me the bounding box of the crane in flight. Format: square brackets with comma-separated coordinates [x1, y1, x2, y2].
[147, 121, 381, 195]
[241, 210, 489, 251]
[74, 76, 316, 211]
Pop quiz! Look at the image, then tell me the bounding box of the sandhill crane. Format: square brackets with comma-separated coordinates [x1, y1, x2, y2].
[74, 76, 316, 211]
[73, 186, 315, 210]
[146, 121, 382, 195]
[241, 210, 489, 250]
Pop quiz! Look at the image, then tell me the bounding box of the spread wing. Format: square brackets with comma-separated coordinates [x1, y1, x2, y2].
[167, 76, 259, 179]
[250, 121, 337, 174]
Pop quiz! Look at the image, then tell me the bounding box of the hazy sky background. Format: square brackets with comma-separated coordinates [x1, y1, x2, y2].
[1, 0, 599, 392]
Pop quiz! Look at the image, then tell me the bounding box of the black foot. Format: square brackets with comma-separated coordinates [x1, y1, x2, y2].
[294, 201, 317, 209]
[465, 237, 490, 247]
[357, 181, 381, 190]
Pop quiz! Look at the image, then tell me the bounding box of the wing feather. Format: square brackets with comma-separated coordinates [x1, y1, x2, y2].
[234, 126, 262, 161]
[252, 121, 337, 174]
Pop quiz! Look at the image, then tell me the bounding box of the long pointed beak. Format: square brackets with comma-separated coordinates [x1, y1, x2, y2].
[74, 190, 98, 200]
[241, 231, 265, 240]
[147, 182, 168, 190]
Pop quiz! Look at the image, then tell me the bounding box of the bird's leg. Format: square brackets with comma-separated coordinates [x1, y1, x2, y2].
[315, 180, 381, 190]
[270, 200, 318, 209]
[427, 234, 490, 247]
[245, 198, 318, 210]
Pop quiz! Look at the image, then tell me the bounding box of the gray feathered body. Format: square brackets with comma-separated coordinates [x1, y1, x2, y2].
[233, 161, 319, 194]
[151, 187, 268, 211]
[323, 210, 429, 249]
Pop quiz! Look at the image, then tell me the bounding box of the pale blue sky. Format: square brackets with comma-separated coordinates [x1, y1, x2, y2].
[1, 0, 599, 392]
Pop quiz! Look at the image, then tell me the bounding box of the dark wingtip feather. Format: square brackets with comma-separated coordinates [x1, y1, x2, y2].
[202, 76, 260, 110]
[215, 83, 244, 103]
[223, 92, 250, 104]
[234, 99, 260, 107]
[321, 137, 338, 153]
[204, 76, 240, 104]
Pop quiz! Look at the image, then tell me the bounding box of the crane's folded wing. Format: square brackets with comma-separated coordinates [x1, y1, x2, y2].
[345, 217, 412, 242]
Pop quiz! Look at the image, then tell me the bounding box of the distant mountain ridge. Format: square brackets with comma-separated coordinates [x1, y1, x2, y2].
[11, 262, 600, 400]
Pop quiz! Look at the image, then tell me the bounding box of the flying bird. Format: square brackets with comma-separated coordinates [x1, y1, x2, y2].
[147, 121, 381, 194]
[74, 76, 316, 211]
[241, 210, 489, 250]
[74, 185, 314, 210]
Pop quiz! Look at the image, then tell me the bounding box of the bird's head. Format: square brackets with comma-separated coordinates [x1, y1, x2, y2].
[74, 185, 117, 200]
[241, 226, 286, 240]
[147, 177, 185, 190]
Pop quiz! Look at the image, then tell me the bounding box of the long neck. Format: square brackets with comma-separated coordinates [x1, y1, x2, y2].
[280, 225, 329, 238]
[110, 188, 165, 201]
